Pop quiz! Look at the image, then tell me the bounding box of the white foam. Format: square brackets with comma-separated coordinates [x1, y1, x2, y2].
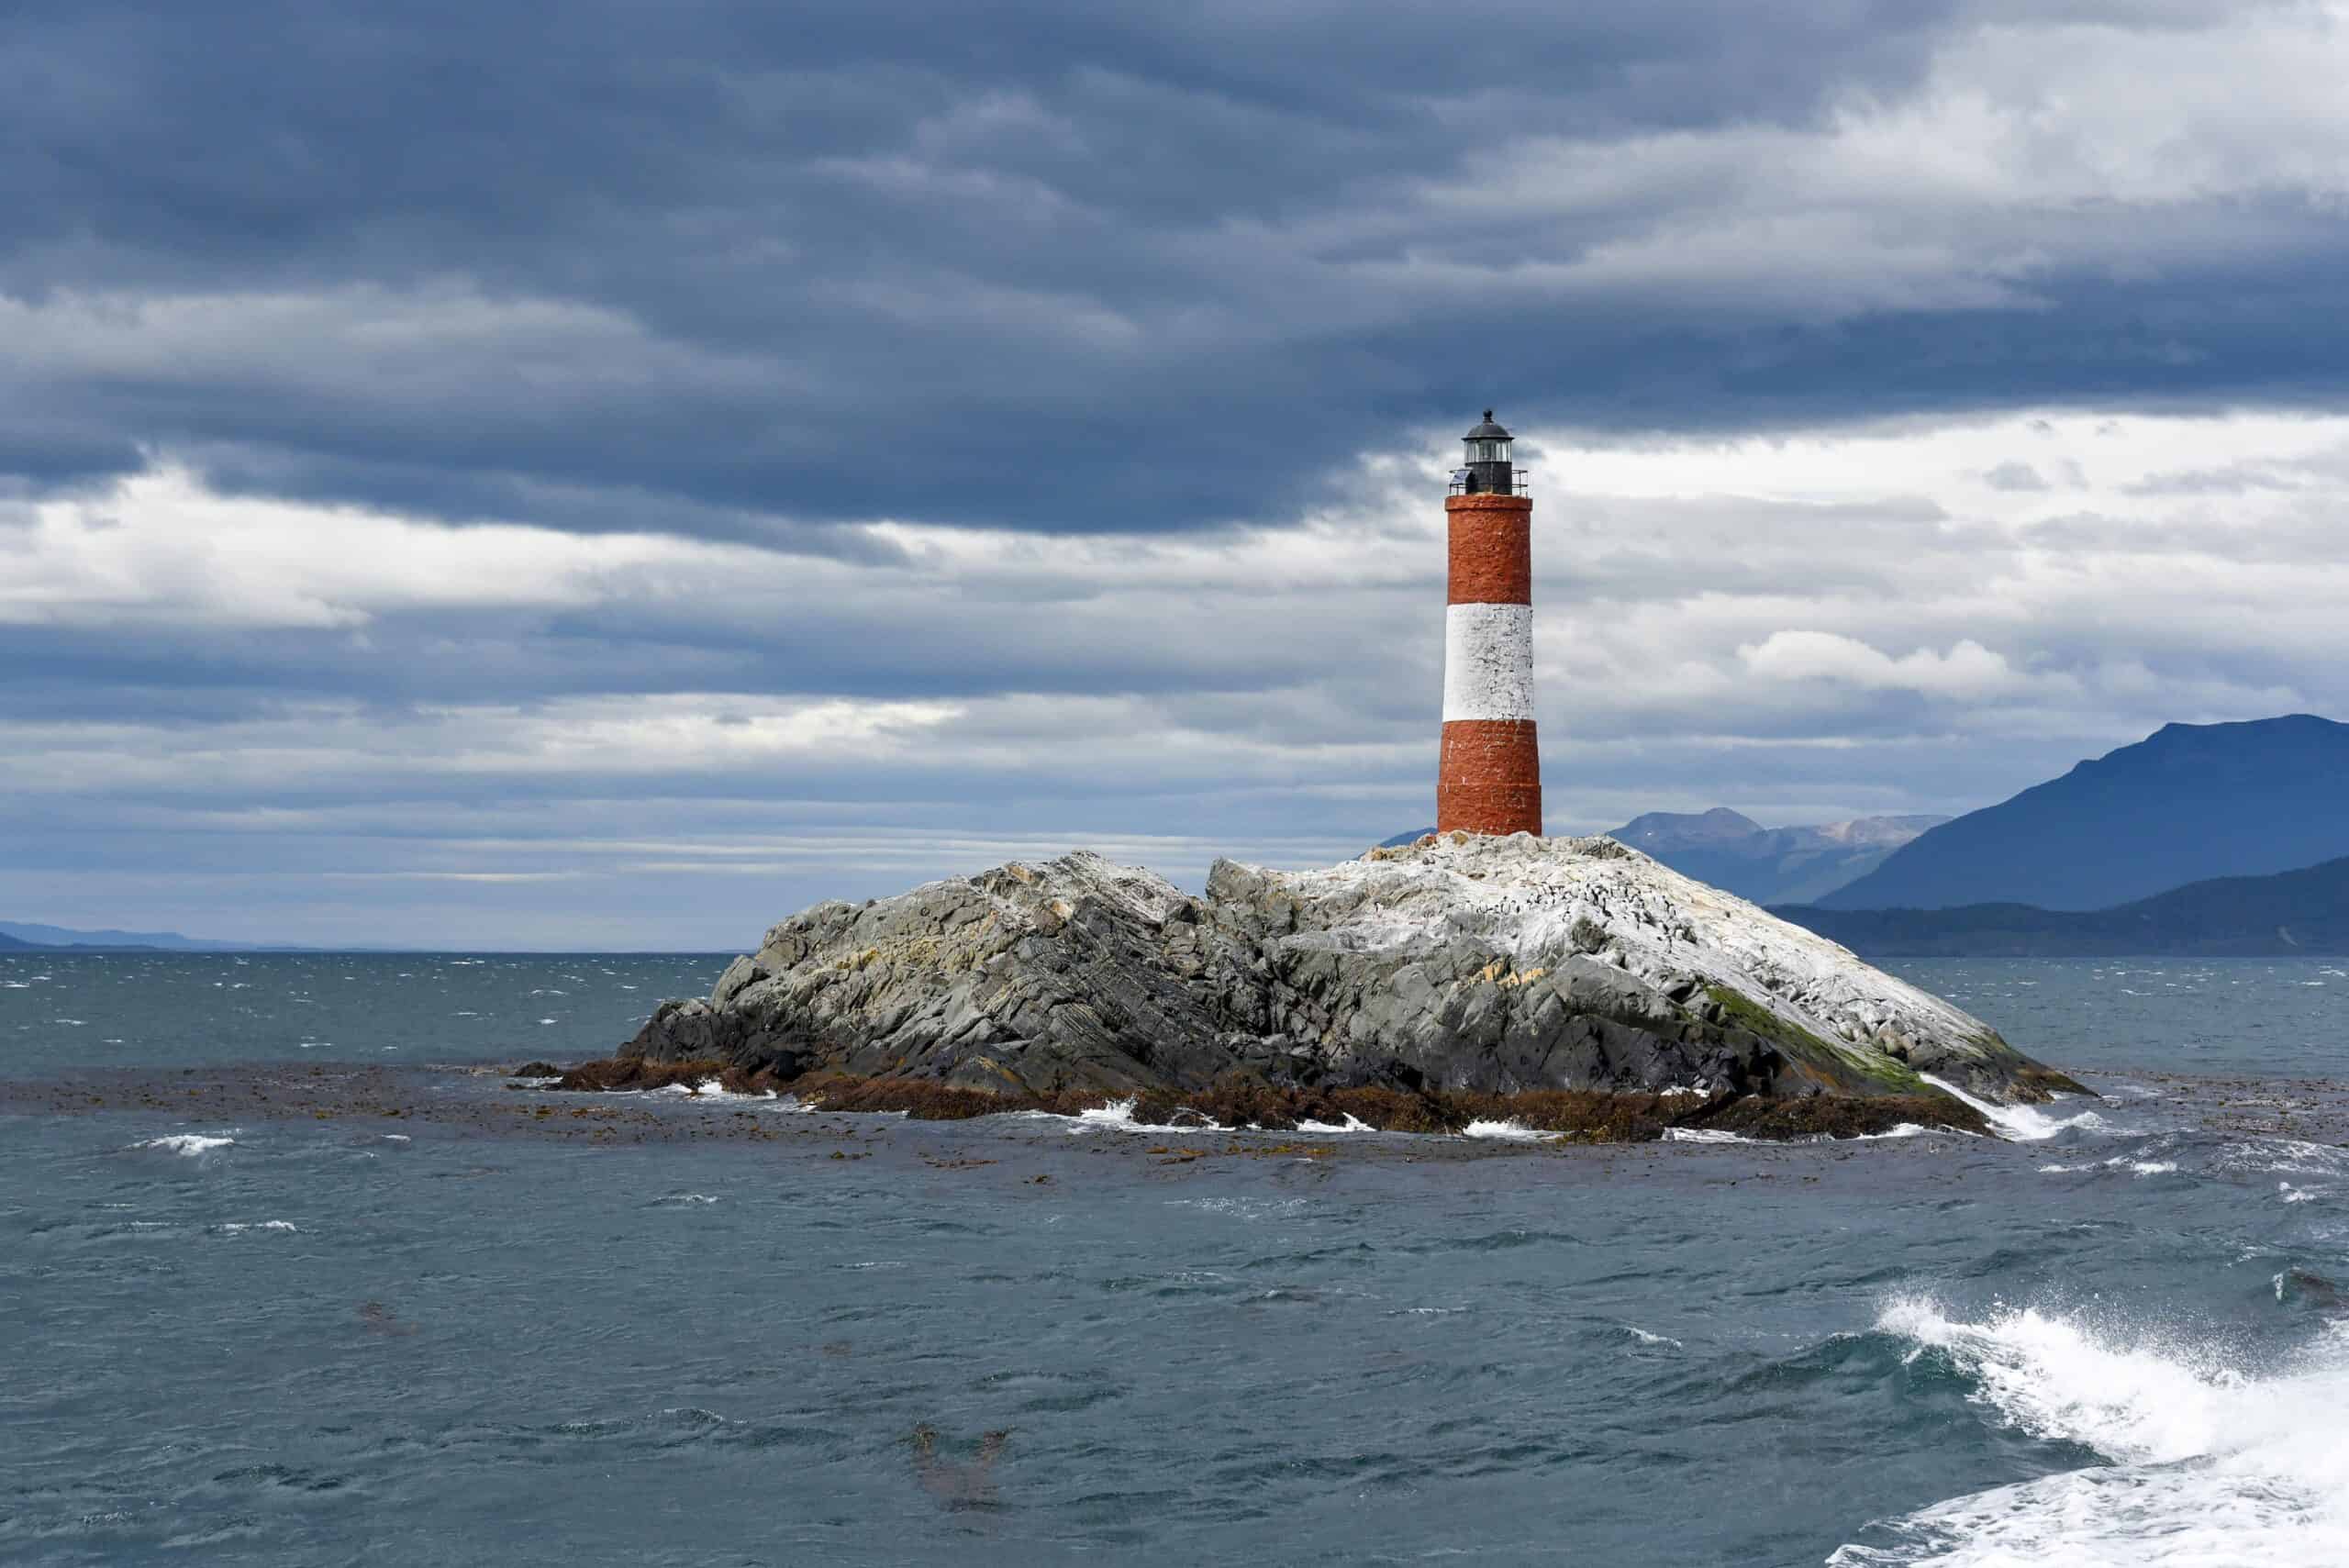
[1837, 1296, 2349, 1565]
[662, 1078, 778, 1103]
[1169, 1195, 1307, 1219]
[1920, 1074, 2111, 1142]
[1059, 1097, 1223, 1135]
[217, 1220, 297, 1234]
[2217, 1139, 2349, 1178]
[1625, 1325, 1683, 1347]
[1296, 1114, 1375, 1133]
[2281, 1183, 2317, 1205]
[1664, 1127, 1755, 1144]
[1462, 1118, 1553, 1141]
[131, 1133, 235, 1156]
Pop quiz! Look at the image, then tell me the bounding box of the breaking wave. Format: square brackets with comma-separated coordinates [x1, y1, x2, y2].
[1461, 1118, 1554, 1141]
[1831, 1297, 2349, 1565]
[1041, 1098, 1225, 1135]
[130, 1133, 236, 1156]
[660, 1079, 777, 1104]
[1920, 1074, 2113, 1141]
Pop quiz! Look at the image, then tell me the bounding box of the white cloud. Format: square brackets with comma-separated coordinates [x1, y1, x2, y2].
[0, 284, 782, 406]
[1738, 632, 2026, 698]
[1368, 2, 2349, 324]
[9, 398, 2349, 943]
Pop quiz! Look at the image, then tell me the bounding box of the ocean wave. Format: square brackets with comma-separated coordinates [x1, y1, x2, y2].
[660, 1079, 778, 1104]
[1461, 1118, 1554, 1141]
[216, 1220, 298, 1234]
[1920, 1075, 2115, 1141]
[2215, 1138, 2349, 1179]
[1666, 1122, 1933, 1147]
[130, 1132, 236, 1156]
[1295, 1114, 1375, 1133]
[1031, 1098, 1225, 1135]
[1833, 1296, 2349, 1565]
[2114, 1158, 2178, 1176]
[1167, 1195, 1308, 1220]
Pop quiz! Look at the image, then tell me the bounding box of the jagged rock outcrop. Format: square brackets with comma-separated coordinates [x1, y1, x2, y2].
[619, 834, 2070, 1105]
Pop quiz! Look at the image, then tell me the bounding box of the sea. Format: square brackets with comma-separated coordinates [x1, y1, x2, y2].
[4, 951, 2347, 1566]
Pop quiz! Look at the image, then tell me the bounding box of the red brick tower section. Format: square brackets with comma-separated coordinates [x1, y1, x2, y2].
[1437, 411, 1542, 836]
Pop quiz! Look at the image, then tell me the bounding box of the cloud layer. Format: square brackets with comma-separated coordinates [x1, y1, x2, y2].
[5, 2, 2347, 943]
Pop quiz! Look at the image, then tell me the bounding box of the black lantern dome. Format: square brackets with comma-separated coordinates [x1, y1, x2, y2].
[1456, 409, 1520, 495]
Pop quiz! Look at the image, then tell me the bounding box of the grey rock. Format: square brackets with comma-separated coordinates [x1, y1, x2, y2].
[620, 836, 2067, 1103]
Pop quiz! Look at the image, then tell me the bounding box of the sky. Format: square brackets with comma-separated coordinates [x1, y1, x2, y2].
[6, 1, 2349, 949]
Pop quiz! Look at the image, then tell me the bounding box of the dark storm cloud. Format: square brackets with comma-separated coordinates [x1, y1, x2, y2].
[9, 0, 2339, 539]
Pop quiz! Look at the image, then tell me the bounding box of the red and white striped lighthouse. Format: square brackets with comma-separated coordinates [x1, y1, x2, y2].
[1437, 410, 1542, 837]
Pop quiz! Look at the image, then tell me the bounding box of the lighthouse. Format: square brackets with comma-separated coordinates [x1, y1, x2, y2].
[1437, 410, 1542, 837]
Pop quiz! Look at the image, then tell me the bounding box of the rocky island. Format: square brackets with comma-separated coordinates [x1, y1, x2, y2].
[554, 834, 2086, 1140]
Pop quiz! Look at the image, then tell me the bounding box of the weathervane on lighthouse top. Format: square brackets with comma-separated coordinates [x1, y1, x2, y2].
[1436, 407, 1542, 837]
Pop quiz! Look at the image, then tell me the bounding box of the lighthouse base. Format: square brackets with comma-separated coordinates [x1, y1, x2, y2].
[1437, 719, 1542, 837]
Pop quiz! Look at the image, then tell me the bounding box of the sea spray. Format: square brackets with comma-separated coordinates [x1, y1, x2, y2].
[1835, 1297, 2349, 1565]
[1921, 1074, 2109, 1141]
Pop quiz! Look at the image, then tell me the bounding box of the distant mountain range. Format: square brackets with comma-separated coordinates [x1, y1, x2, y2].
[1604, 808, 1950, 906]
[1781, 855, 2349, 956]
[0, 920, 297, 952]
[1820, 715, 2349, 911]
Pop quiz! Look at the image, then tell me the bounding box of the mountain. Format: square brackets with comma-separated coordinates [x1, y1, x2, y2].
[1781, 854, 2349, 956]
[0, 932, 40, 951]
[1820, 715, 2349, 911]
[0, 920, 285, 952]
[1604, 808, 1950, 906]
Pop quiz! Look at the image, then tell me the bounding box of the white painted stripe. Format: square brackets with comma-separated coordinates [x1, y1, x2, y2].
[1442, 603, 1536, 721]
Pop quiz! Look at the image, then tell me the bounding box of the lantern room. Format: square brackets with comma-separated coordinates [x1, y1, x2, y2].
[1453, 410, 1525, 495]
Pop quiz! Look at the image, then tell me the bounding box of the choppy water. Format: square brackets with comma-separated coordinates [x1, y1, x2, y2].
[4, 951, 2347, 1565]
